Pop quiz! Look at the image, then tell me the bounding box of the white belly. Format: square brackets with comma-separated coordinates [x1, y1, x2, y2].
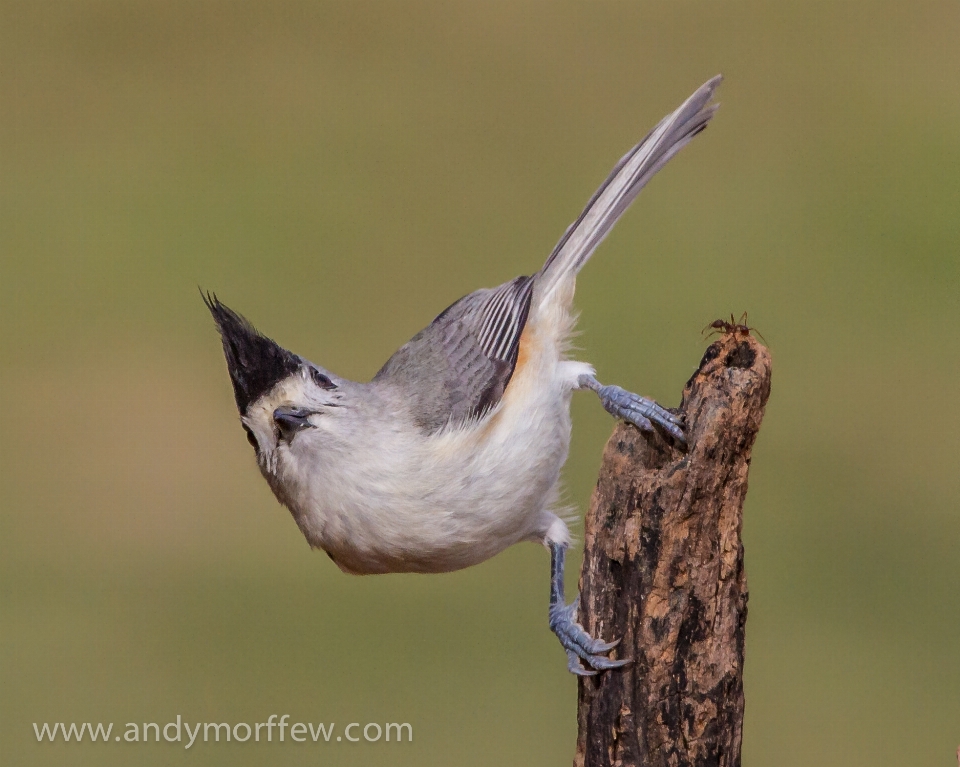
[280, 301, 590, 574]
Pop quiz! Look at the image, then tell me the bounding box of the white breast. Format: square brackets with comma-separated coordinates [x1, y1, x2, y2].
[277, 287, 591, 575]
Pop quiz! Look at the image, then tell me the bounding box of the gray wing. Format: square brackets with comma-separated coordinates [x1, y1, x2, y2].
[373, 276, 534, 433]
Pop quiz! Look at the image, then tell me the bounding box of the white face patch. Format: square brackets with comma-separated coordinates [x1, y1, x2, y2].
[242, 369, 344, 476]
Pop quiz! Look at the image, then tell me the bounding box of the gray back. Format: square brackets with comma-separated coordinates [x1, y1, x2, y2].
[374, 276, 534, 433]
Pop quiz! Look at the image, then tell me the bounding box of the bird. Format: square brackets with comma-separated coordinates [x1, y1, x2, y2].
[204, 76, 721, 675]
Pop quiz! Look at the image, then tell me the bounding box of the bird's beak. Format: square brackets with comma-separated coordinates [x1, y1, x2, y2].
[273, 406, 315, 440]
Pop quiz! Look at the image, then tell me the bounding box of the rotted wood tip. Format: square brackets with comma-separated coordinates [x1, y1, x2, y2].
[681, 332, 772, 450]
[575, 331, 771, 767]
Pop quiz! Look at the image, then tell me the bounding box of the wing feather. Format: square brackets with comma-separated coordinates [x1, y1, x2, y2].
[374, 276, 534, 432]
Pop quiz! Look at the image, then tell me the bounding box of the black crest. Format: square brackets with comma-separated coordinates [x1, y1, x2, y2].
[202, 291, 301, 414]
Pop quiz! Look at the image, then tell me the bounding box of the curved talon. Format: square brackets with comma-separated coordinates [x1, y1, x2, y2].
[566, 650, 597, 676]
[590, 637, 621, 654]
[583, 654, 631, 670]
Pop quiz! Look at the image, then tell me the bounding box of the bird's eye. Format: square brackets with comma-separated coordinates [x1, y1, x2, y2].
[242, 424, 259, 453]
[310, 368, 337, 390]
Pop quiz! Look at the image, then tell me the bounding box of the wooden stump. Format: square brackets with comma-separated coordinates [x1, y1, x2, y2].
[575, 332, 772, 767]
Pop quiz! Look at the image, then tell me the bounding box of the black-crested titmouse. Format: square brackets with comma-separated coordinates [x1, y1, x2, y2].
[205, 76, 721, 674]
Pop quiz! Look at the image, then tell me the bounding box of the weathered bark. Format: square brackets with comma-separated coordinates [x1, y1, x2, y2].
[575, 331, 771, 767]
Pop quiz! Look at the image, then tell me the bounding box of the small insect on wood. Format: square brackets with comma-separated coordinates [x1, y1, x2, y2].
[703, 312, 766, 344]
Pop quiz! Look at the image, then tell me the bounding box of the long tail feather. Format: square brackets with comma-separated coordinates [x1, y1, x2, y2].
[535, 75, 722, 304]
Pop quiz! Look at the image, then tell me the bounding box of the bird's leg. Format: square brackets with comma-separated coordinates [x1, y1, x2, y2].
[578, 373, 686, 447]
[548, 542, 630, 676]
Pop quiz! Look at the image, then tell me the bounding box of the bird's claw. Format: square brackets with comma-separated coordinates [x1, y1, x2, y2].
[598, 384, 686, 447]
[549, 595, 631, 676]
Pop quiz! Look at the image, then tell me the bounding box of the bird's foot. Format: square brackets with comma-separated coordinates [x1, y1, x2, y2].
[548, 542, 629, 676]
[549, 595, 631, 676]
[596, 383, 686, 447]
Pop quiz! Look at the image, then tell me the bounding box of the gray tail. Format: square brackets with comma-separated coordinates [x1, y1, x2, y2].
[535, 75, 722, 303]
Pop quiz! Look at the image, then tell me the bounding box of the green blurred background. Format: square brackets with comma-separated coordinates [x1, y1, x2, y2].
[2, 1, 959, 765]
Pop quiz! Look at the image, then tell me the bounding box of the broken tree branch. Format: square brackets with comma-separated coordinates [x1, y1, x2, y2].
[575, 331, 772, 767]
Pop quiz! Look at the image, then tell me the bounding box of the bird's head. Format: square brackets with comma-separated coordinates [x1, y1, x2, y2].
[202, 292, 346, 484]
